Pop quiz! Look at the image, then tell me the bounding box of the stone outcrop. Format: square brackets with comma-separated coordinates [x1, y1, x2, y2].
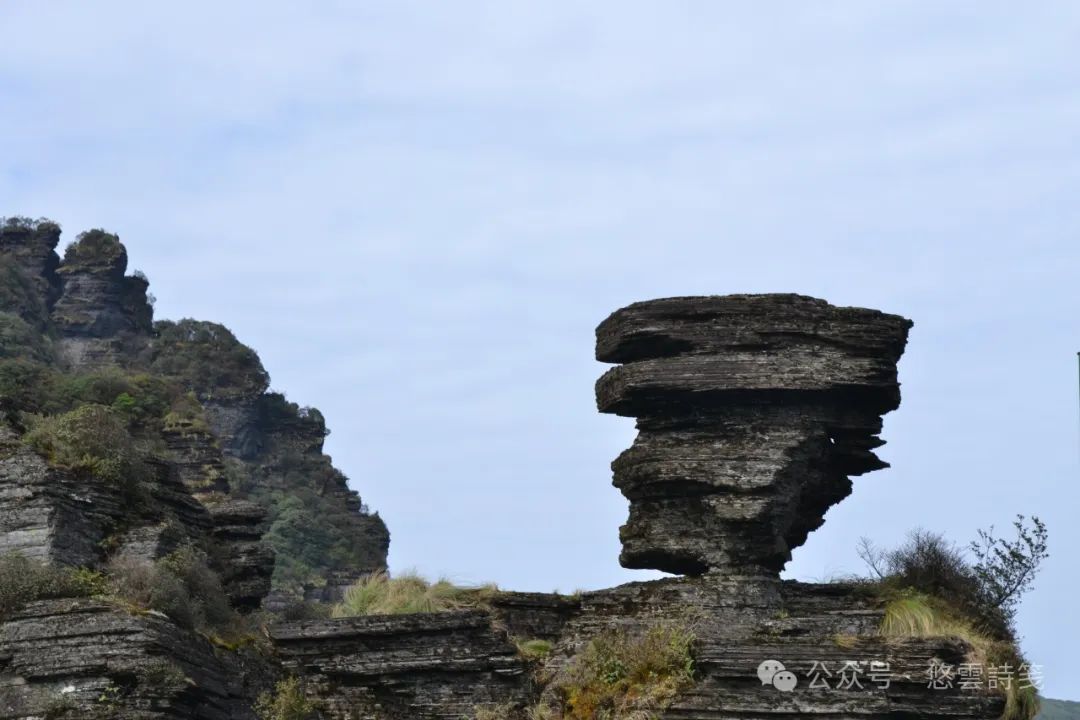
[0, 220, 61, 329]
[0, 221, 388, 603]
[273, 610, 532, 719]
[51, 230, 155, 368]
[0, 598, 270, 720]
[0, 428, 126, 568]
[595, 294, 912, 575]
[264, 295, 1003, 720]
[0, 219, 1019, 720]
[208, 500, 275, 610]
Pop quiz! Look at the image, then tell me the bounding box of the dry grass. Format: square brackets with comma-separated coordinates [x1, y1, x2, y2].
[879, 591, 1039, 720]
[549, 623, 696, 720]
[331, 570, 497, 617]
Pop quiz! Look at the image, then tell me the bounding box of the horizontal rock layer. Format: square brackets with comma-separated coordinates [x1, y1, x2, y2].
[595, 295, 911, 575]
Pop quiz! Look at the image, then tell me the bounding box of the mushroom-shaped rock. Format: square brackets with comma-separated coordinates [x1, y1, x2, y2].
[595, 294, 912, 575]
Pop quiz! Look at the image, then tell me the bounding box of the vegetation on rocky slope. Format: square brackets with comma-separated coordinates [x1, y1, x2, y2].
[331, 570, 497, 617]
[860, 521, 1048, 720]
[1, 220, 388, 602]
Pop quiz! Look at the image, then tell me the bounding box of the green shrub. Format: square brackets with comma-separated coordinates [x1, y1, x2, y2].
[331, 570, 496, 617]
[858, 519, 1048, 638]
[151, 320, 269, 399]
[548, 623, 696, 720]
[23, 404, 145, 486]
[0, 359, 55, 417]
[0, 553, 104, 619]
[254, 678, 315, 720]
[162, 392, 211, 432]
[106, 546, 236, 634]
[0, 312, 52, 361]
[516, 639, 553, 661]
[61, 230, 125, 269]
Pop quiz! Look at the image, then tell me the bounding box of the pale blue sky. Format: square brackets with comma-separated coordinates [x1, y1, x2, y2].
[2, 1, 1078, 699]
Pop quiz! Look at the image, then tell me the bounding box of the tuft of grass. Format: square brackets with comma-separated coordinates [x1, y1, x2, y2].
[0, 553, 104, 620]
[516, 638, 554, 661]
[551, 623, 696, 720]
[833, 634, 859, 649]
[330, 570, 497, 617]
[879, 591, 1039, 720]
[254, 677, 316, 720]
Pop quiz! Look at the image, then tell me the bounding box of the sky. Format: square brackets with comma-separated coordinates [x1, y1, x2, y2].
[1, 0, 1078, 699]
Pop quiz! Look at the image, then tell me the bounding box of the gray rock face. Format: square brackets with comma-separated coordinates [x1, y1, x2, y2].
[0, 429, 125, 567]
[0, 220, 62, 328]
[208, 500, 275, 610]
[595, 294, 912, 575]
[0, 598, 270, 720]
[272, 610, 532, 720]
[51, 230, 154, 368]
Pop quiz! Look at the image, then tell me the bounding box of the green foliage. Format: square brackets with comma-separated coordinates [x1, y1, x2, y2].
[331, 570, 496, 617]
[858, 518, 1048, 638]
[0, 553, 104, 620]
[246, 461, 385, 595]
[61, 229, 124, 269]
[970, 515, 1049, 623]
[517, 639, 554, 661]
[0, 312, 52, 361]
[0, 361, 179, 426]
[1, 215, 59, 232]
[547, 624, 696, 720]
[151, 319, 269, 399]
[106, 546, 236, 634]
[162, 392, 211, 432]
[254, 678, 316, 720]
[23, 404, 147, 486]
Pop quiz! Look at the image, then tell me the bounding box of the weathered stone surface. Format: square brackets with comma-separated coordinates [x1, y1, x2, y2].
[207, 500, 275, 610]
[51, 230, 154, 368]
[0, 429, 126, 567]
[0, 598, 271, 720]
[272, 610, 532, 719]
[596, 294, 911, 575]
[0, 220, 62, 328]
[0, 227, 1012, 720]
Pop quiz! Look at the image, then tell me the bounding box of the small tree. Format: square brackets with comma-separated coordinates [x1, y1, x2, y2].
[858, 515, 1048, 635]
[970, 515, 1048, 622]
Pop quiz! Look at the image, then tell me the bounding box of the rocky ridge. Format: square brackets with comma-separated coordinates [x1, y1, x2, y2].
[0, 217, 1014, 719]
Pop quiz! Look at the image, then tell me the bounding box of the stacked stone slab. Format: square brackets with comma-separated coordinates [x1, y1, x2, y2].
[595, 294, 912, 575]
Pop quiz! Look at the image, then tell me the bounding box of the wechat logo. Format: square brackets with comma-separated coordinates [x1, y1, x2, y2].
[758, 660, 798, 692]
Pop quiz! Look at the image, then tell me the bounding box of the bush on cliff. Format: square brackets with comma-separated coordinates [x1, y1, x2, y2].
[0, 553, 105, 619]
[61, 229, 125, 269]
[331, 570, 496, 617]
[860, 520, 1048, 720]
[106, 546, 235, 634]
[547, 623, 696, 720]
[879, 591, 1039, 720]
[254, 677, 316, 720]
[0, 312, 52, 361]
[23, 404, 148, 485]
[21, 403, 156, 491]
[151, 319, 270, 399]
[859, 516, 1048, 638]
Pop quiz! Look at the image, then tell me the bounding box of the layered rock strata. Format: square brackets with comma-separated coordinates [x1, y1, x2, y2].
[595, 294, 912, 575]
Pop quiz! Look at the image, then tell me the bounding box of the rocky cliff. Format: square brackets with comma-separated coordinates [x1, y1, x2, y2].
[0, 217, 1026, 719]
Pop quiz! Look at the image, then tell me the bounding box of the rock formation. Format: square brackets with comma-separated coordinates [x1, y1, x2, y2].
[595, 294, 912, 575]
[0, 218, 1019, 720]
[0, 219, 388, 603]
